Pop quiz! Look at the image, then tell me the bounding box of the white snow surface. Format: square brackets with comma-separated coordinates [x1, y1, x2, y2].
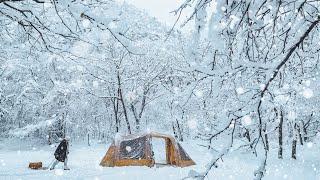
[0, 139, 319, 180]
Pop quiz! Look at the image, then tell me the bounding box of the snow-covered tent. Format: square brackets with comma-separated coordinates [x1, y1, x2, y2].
[100, 132, 195, 167]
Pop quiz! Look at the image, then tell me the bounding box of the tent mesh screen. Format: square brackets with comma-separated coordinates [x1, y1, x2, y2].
[119, 136, 147, 160]
[177, 143, 192, 161]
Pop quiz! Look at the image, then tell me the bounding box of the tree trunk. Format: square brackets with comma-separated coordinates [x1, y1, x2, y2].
[176, 119, 183, 141]
[111, 99, 119, 133]
[292, 138, 297, 159]
[303, 124, 308, 142]
[278, 108, 283, 159]
[117, 72, 131, 134]
[87, 133, 90, 146]
[137, 88, 148, 130]
[48, 130, 52, 145]
[244, 128, 251, 142]
[303, 112, 313, 142]
[291, 124, 298, 159]
[130, 104, 140, 131]
[264, 124, 269, 151]
[172, 122, 178, 139]
[298, 124, 303, 145]
[119, 88, 131, 134]
[130, 87, 149, 132]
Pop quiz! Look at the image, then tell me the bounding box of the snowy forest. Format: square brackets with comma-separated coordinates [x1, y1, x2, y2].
[0, 0, 319, 179]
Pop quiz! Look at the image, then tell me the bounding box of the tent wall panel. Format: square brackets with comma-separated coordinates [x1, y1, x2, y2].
[100, 145, 116, 167]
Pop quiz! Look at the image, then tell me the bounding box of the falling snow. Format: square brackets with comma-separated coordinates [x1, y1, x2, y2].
[303, 88, 314, 99]
[0, 0, 319, 179]
[126, 146, 132, 152]
[242, 115, 252, 126]
[236, 87, 245, 95]
[82, 19, 91, 28]
[187, 119, 198, 130]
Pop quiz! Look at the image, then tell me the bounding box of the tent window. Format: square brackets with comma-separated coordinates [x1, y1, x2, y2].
[177, 143, 192, 161]
[119, 136, 147, 160]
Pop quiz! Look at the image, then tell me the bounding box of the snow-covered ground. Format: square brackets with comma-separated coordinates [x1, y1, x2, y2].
[0, 139, 319, 180]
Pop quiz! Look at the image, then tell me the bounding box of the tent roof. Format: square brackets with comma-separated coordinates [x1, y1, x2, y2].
[114, 131, 175, 145]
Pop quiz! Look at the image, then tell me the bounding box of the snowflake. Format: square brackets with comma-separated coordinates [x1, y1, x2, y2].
[229, 121, 235, 128]
[236, 87, 245, 95]
[259, 84, 266, 90]
[242, 115, 252, 126]
[46, 120, 52, 125]
[302, 88, 313, 99]
[82, 19, 91, 28]
[92, 81, 99, 88]
[108, 22, 117, 29]
[187, 119, 198, 129]
[126, 146, 132, 152]
[229, 15, 240, 29]
[195, 90, 203, 97]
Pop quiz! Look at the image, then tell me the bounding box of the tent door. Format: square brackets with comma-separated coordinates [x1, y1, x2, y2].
[151, 137, 167, 165]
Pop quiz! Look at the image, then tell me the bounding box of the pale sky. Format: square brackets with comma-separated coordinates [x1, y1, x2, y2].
[117, 0, 192, 27]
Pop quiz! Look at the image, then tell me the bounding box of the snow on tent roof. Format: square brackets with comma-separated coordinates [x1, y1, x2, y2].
[114, 131, 174, 145]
